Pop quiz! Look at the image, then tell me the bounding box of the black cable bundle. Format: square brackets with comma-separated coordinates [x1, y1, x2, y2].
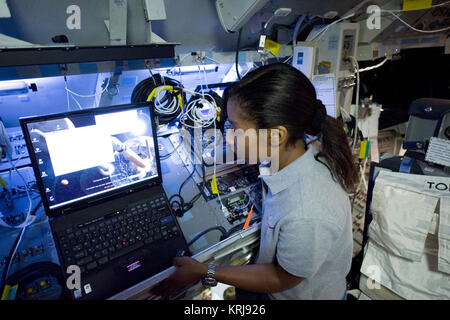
[169, 163, 205, 218]
[131, 74, 185, 125]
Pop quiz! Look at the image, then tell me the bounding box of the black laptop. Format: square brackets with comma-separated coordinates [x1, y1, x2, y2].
[20, 103, 189, 300]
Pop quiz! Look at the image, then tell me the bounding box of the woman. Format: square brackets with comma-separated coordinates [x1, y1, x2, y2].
[152, 63, 358, 300]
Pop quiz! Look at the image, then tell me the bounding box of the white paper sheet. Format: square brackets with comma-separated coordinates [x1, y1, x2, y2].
[312, 73, 336, 118]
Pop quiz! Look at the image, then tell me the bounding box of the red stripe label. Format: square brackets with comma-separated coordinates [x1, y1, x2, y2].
[126, 261, 141, 272]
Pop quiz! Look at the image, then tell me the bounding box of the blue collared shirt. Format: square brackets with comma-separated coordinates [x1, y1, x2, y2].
[256, 145, 353, 300]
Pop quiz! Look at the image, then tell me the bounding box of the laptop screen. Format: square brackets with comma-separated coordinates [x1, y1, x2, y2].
[22, 104, 159, 210]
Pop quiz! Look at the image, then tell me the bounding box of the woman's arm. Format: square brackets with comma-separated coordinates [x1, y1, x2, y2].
[215, 262, 303, 293]
[150, 257, 303, 298]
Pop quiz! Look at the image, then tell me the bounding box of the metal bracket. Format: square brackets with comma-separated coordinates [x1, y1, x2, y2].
[107, 0, 128, 45]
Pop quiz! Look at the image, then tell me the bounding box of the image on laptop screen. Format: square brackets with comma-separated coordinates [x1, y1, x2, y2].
[24, 106, 158, 210]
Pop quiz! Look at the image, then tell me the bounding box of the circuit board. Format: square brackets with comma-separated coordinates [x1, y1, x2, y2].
[219, 182, 262, 224]
[197, 165, 260, 201]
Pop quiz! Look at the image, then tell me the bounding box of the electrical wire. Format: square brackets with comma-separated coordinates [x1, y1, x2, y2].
[359, 56, 389, 73]
[64, 75, 111, 110]
[309, 13, 356, 41]
[182, 93, 218, 129]
[0, 199, 42, 295]
[65, 76, 111, 98]
[213, 115, 226, 212]
[283, 15, 322, 64]
[131, 74, 184, 125]
[351, 157, 369, 213]
[64, 76, 70, 111]
[380, 1, 450, 13]
[204, 56, 222, 65]
[234, 191, 252, 211]
[168, 164, 197, 205]
[70, 94, 83, 110]
[0, 156, 40, 294]
[292, 14, 306, 49]
[0, 226, 25, 293]
[432, 1, 450, 8]
[224, 216, 262, 238]
[177, 66, 220, 130]
[359, 158, 368, 191]
[197, 64, 206, 97]
[283, 56, 293, 64]
[236, 28, 243, 80]
[159, 138, 183, 160]
[349, 56, 360, 152]
[186, 226, 227, 248]
[200, 62, 210, 96]
[385, 10, 450, 33]
[151, 85, 182, 116]
[168, 162, 205, 217]
[1, 155, 33, 229]
[166, 54, 191, 76]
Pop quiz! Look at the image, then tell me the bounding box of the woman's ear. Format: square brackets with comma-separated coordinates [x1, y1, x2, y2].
[269, 126, 288, 147]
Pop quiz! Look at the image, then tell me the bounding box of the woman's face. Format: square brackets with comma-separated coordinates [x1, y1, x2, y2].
[225, 98, 272, 165]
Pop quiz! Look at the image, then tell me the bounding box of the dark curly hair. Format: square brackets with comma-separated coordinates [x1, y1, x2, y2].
[223, 63, 358, 193]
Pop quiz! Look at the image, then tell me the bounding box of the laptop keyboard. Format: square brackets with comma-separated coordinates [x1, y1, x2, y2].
[58, 196, 180, 274]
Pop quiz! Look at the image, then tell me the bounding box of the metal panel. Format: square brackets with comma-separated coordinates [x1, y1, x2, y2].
[0, 44, 176, 67]
[108, 0, 128, 45]
[0, 0, 371, 53]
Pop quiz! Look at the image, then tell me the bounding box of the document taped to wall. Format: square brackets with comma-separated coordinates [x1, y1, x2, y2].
[312, 73, 337, 118]
[425, 137, 450, 167]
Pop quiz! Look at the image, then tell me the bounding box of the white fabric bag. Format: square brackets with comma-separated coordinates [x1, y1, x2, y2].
[361, 239, 450, 299]
[360, 170, 450, 299]
[368, 171, 441, 262]
[439, 197, 450, 274]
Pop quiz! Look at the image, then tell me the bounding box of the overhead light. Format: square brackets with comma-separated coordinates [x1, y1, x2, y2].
[0, 81, 29, 96]
[166, 64, 219, 76]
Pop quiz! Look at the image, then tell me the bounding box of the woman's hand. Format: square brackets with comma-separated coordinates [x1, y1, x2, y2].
[150, 257, 208, 298]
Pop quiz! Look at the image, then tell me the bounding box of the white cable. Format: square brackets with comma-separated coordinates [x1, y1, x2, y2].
[181, 88, 200, 96]
[167, 54, 191, 75]
[386, 10, 450, 33]
[12, 151, 25, 168]
[197, 64, 206, 97]
[178, 63, 219, 129]
[213, 116, 225, 211]
[70, 94, 83, 110]
[359, 56, 389, 72]
[152, 86, 180, 116]
[263, 15, 275, 31]
[183, 94, 218, 129]
[283, 56, 293, 64]
[199, 63, 225, 211]
[3, 225, 26, 287]
[149, 69, 158, 87]
[65, 76, 111, 98]
[201, 63, 210, 95]
[354, 158, 368, 195]
[0, 155, 35, 230]
[349, 56, 360, 152]
[359, 158, 368, 191]
[204, 56, 221, 65]
[310, 13, 356, 41]
[1, 157, 36, 287]
[292, 14, 306, 49]
[65, 78, 71, 111]
[432, 1, 450, 8]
